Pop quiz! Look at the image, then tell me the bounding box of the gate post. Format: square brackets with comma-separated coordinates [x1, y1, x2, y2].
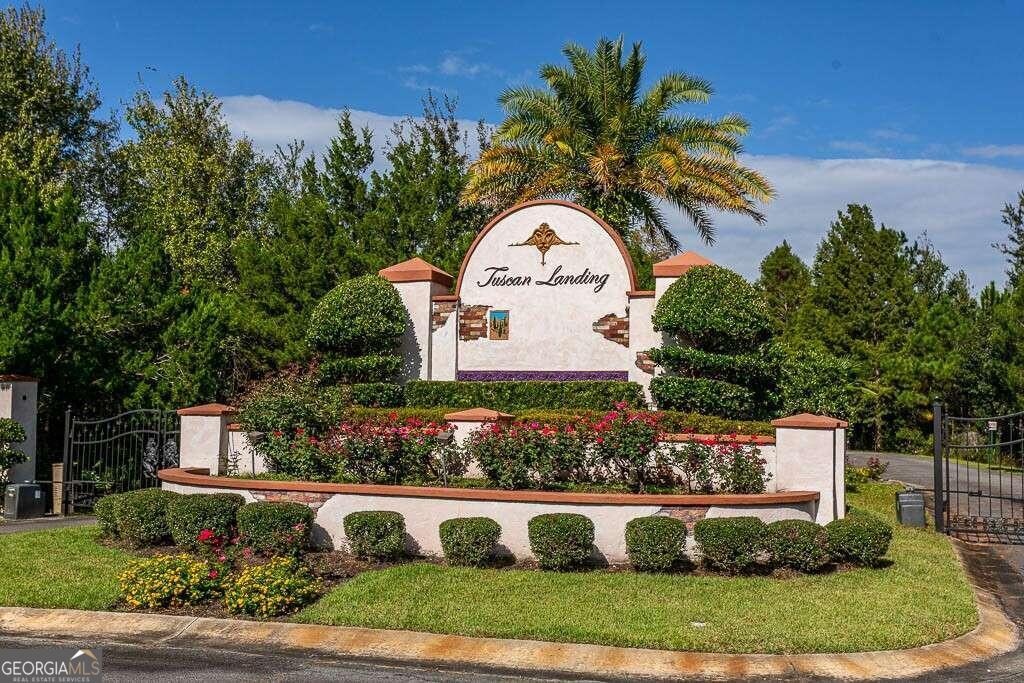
[933, 401, 944, 533]
[0, 375, 38, 484]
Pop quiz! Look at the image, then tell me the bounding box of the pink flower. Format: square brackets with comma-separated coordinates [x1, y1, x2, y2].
[615, 401, 628, 410]
[208, 569, 219, 579]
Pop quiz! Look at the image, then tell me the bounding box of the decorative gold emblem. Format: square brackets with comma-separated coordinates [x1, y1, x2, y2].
[509, 223, 579, 266]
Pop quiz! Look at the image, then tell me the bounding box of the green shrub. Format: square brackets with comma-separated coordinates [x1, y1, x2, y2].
[306, 274, 407, 356]
[0, 417, 25, 444]
[649, 376, 755, 418]
[350, 382, 405, 408]
[439, 517, 502, 567]
[826, 512, 893, 567]
[167, 493, 246, 550]
[625, 516, 687, 572]
[119, 554, 221, 609]
[115, 488, 180, 547]
[647, 346, 775, 386]
[224, 557, 321, 618]
[317, 355, 403, 385]
[0, 417, 27, 482]
[239, 373, 350, 433]
[404, 380, 645, 412]
[93, 493, 124, 539]
[694, 517, 766, 573]
[236, 501, 314, 555]
[528, 513, 594, 570]
[343, 511, 406, 560]
[652, 265, 771, 353]
[344, 406, 774, 436]
[777, 343, 855, 419]
[764, 519, 830, 572]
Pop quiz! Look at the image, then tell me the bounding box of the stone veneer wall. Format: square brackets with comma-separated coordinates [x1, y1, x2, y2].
[431, 300, 457, 332]
[592, 313, 629, 346]
[459, 305, 490, 341]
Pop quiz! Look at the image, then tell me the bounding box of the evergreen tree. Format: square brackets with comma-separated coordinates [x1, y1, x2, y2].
[993, 190, 1024, 289]
[757, 240, 810, 334]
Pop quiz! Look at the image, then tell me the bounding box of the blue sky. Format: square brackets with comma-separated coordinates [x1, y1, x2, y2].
[39, 1, 1024, 285]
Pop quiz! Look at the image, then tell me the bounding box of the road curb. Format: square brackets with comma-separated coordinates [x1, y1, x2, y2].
[0, 554, 1017, 680]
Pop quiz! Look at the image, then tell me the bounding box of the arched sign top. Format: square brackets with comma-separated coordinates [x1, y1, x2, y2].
[454, 199, 639, 296]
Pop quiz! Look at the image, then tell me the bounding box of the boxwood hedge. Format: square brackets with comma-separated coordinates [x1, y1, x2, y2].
[404, 380, 645, 412]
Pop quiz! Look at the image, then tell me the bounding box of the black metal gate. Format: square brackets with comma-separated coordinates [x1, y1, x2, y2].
[61, 409, 180, 513]
[933, 402, 1024, 543]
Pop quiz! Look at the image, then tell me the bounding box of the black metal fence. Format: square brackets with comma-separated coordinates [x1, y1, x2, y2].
[61, 409, 180, 513]
[934, 402, 1024, 543]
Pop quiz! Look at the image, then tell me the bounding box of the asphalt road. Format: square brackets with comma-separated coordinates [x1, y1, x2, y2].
[0, 635, 579, 682]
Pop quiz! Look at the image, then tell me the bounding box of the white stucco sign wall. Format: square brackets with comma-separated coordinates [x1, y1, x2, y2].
[453, 201, 636, 379]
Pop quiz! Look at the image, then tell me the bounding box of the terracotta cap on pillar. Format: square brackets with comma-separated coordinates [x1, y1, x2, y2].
[177, 403, 238, 417]
[379, 257, 454, 287]
[652, 251, 714, 277]
[771, 413, 848, 430]
[0, 374, 38, 382]
[444, 408, 514, 423]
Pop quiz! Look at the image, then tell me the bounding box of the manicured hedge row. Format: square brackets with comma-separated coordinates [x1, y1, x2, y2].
[646, 346, 775, 385]
[344, 406, 775, 436]
[649, 376, 756, 418]
[404, 380, 645, 412]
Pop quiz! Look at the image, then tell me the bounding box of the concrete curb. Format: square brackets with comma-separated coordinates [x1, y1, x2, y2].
[0, 581, 1015, 682]
[0, 546, 1017, 681]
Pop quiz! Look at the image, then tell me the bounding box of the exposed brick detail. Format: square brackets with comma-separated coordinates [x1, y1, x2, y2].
[431, 300, 457, 331]
[593, 312, 629, 347]
[635, 351, 656, 375]
[657, 505, 709, 531]
[459, 305, 490, 341]
[252, 490, 333, 512]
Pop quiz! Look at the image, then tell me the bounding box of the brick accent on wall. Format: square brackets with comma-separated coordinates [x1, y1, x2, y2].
[593, 312, 629, 347]
[252, 491, 333, 511]
[657, 505, 709, 531]
[431, 300, 457, 331]
[635, 351, 657, 375]
[459, 305, 490, 341]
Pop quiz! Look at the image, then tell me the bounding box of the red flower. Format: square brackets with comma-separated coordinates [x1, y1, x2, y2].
[197, 529, 216, 543]
[208, 569, 219, 579]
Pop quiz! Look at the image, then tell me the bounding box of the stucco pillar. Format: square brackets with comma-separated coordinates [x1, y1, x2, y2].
[0, 375, 38, 483]
[379, 258, 455, 382]
[177, 403, 237, 476]
[771, 413, 847, 525]
[444, 408, 514, 478]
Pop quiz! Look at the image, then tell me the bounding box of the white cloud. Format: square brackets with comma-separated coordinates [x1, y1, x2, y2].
[963, 144, 1024, 159]
[692, 156, 1024, 287]
[220, 95, 1024, 288]
[828, 140, 883, 155]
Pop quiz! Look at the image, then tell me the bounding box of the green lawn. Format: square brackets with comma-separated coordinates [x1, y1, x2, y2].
[0, 526, 132, 610]
[295, 482, 978, 654]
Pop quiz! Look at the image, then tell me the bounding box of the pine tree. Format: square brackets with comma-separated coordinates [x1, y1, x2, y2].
[756, 240, 810, 334]
[993, 190, 1024, 289]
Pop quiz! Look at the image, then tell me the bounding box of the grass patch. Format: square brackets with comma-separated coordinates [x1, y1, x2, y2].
[0, 526, 132, 610]
[295, 482, 978, 653]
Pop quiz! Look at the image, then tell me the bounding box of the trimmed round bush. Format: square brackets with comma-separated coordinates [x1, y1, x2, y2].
[527, 513, 594, 571]
[652, 265, 771, 353]
[168, 493, 246, 550]
[119, 554, 221, 609]
[764, 519, 830, 572]
[306, 274, 406, 356]
[93, 493, 124, 539]
[693, 517, 766, 574]
[115, 488, 180, 548]
[649, 376, 755, 417]
[237, 501, 314, 556]
[343, 511, 406, 560]
[224, 557, 321, 618]
[826, 512, 893, 567]
[439, 517, 502, 567]
[625, 516, 687, 572]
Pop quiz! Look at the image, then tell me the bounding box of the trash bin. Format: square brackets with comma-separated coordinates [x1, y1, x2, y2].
[3, 484, 46, 520]
[895, 489, 926, 527]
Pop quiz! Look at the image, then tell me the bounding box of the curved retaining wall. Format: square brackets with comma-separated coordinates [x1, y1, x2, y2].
[159, 468, 819, 563]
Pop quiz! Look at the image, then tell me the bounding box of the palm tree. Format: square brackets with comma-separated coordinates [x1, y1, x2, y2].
[462, 37, 774, 252]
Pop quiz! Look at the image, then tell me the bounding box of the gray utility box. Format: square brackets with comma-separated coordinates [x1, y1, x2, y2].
[895, 489, 926, 527]
[4, 484, 46, 520]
